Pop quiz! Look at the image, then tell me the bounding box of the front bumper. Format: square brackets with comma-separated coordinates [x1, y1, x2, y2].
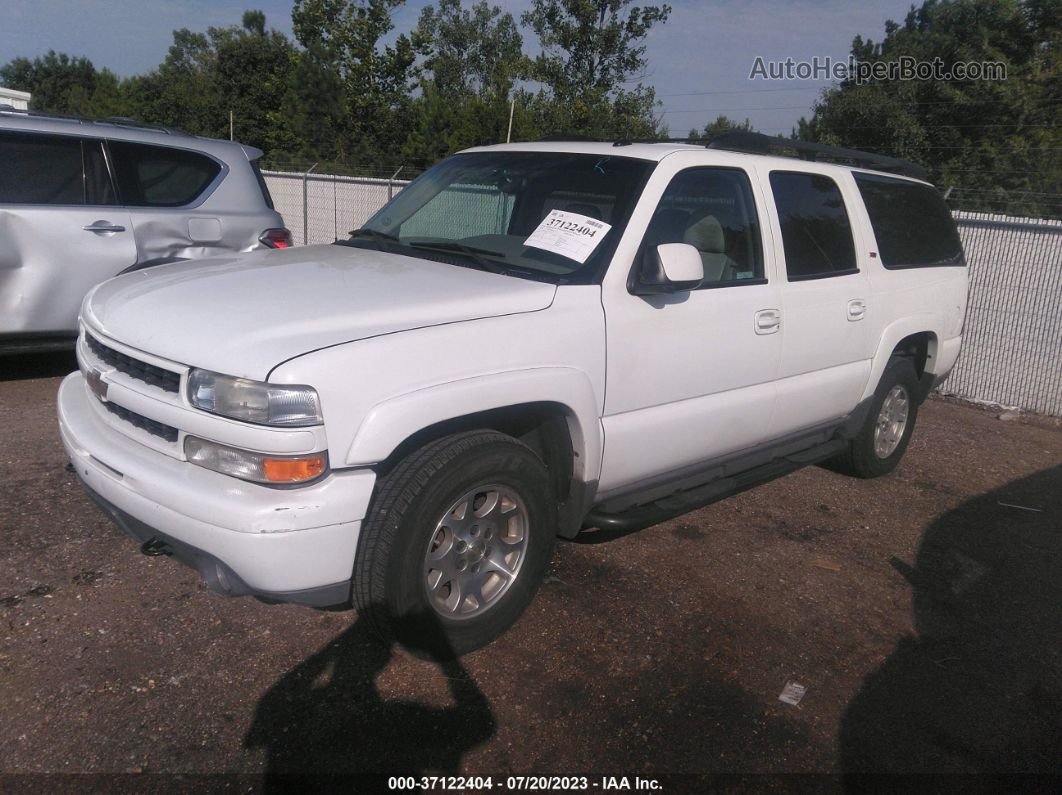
[58, 372, 376, 605]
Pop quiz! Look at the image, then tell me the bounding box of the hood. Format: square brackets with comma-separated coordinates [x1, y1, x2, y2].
[83, 244, 556, 379]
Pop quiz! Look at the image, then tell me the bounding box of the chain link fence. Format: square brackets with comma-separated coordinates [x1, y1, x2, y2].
[262, 167, 1062, 417]
[263, 166, 417, 245]
[943, 212, 1062, 416]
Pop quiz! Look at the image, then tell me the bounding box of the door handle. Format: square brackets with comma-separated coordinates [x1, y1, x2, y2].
[82, 221, 126, 234]
[755, 308, 781, 335]
[847, 299, 867, 321]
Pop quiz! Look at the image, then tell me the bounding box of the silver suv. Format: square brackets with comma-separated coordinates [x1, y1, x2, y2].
[0, 109, 290, 353]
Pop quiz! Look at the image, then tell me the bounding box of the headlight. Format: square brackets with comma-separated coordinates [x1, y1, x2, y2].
[184, 436, 328, 484]
[187, 369, 322, 427]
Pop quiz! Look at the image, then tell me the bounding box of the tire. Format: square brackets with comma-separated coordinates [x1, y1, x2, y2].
[832, 358, 921, 479]
[353, 430, 556, 657]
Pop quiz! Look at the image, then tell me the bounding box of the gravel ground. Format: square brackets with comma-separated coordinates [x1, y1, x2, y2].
[1, 352, 1060, 791]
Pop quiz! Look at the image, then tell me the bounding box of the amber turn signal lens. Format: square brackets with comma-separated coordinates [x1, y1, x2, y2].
[262, 455, 327, 483]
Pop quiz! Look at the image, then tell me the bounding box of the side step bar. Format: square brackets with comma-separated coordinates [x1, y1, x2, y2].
[579, 438, 848, 543]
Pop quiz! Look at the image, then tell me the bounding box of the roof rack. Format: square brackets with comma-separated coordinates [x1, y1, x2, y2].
[0, 106, 82, 122]
[535, 134, 607, 143]
[706, 131, 928, 181]
[0, 106, 188, 136]
[96, 116, 178, 134]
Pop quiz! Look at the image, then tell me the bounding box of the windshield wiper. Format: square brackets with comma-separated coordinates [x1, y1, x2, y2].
[337, 227, 402, 246]
[407, 241, 506, 272]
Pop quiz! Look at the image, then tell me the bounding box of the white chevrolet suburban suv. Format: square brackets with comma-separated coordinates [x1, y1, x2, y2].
[58, 135, 967, 654]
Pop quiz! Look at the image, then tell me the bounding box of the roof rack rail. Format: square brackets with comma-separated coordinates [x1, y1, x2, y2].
[0, 106, 189, 136]
[0, 106, 82, 122]
[95, 116, 178, 134]
[534, 135, 703, 147]
[706, 131, 929, 181]
[535, 134, 607, 143]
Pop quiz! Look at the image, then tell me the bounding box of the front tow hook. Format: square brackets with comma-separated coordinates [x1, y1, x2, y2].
[141, 537, 173, 557]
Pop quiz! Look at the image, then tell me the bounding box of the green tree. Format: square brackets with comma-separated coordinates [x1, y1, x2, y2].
[687, 115, 755, 141]
[271, 41, 347, 163]
[800, 0, 1061, 217]
[521, 0, 671, 138]
[127, 28, 224, 136]
[291, 0, 418, 162]
[213, 11, 298, 152]
[402, 0, 528, 166]
[416, 0, 525, 101]
[123, 12, 295, 152]
[0, 51, 128, 117]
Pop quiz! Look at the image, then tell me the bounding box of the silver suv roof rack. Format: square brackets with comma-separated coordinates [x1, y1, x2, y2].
[0, 106, 188, 137]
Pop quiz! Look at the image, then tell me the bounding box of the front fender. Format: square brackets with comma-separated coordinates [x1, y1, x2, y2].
[345, 367, 604, 483]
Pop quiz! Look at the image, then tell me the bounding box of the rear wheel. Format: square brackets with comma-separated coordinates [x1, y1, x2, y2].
[353, 431, 556, 656]
[832, 358, 921, 478]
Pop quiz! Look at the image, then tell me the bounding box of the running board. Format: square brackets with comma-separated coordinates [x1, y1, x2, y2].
[579, 438, 848, 543]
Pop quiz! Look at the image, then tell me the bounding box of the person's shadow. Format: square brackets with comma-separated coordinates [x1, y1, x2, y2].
[245, 607, 496, 790]
[840, 465, 1062, 784]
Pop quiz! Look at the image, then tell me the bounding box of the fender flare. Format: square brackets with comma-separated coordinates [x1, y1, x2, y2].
[344, 367, 603, 483]
[862, 315, 940, 401]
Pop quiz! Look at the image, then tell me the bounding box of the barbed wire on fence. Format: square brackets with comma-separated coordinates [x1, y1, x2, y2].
[262, 160, 426, 181]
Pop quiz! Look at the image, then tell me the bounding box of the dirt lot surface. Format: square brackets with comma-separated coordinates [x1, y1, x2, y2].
[1, 352, 1060, 792]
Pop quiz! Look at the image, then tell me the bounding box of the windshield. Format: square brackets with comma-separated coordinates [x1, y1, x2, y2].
[342, 151, 655, 284]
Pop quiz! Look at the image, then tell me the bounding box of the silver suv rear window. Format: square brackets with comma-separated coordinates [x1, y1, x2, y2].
[109, 140, 222, 207]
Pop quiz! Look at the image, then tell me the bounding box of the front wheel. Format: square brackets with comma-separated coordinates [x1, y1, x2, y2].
[832, 358, 922, 478]
[353, 431, 556, 656]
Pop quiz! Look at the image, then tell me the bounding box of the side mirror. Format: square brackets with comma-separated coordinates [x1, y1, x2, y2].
[633, 243, 704, 295]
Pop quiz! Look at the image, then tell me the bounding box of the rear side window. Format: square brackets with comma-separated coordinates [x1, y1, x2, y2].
[0, 131, 114, 205]
[109, 141, 222, 207]
[854, 173, 964, 268]
[770, 171, 857, 280]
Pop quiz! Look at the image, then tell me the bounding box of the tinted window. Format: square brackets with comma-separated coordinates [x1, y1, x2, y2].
[642, 167, 764, 286]
[84, 140, 117, 205]
[0, 131, 85, 204]
[770, 171, 857, 279]
[109, 141, 221, 207]
[855, 173, 964, 268]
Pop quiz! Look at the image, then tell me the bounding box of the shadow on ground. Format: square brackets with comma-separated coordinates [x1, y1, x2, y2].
[841, 465, 1062, 781]
[244, 609, 496, 789]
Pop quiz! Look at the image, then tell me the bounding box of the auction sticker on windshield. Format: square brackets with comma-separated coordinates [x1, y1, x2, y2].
[524, 209, 612, 264]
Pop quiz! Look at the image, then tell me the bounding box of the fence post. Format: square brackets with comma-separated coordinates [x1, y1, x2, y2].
[302, 162, 318, 245]
[388, 166, 404, 201]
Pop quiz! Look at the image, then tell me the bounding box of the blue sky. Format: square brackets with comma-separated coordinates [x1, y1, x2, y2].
[1, 0, 917, 136]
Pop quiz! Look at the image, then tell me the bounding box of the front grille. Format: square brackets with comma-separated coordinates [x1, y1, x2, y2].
[103, 401, 179, 443]
[86, 334, 181, 394]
